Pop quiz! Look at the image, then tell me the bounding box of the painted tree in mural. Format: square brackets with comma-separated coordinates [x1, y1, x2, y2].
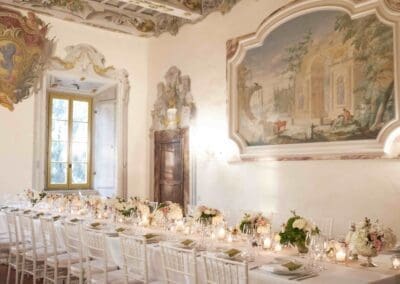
[335, 14, 394, 131]
[280, 30, 312, 115]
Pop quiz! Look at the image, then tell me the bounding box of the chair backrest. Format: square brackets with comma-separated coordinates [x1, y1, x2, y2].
[5, 211, 20, 249]
[40, 217, 61, 260]
[160, 242, 198, 284]
[202, 254, 248, 284]
[64, 221, 83, 256]
[120, 234, 148, 283]
[81, 228, 111, 281]
[18, 214, 40, 257]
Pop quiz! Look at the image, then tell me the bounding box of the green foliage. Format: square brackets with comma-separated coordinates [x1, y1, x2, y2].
[279, 215, 307, 246]
[335, 14, 394, 127]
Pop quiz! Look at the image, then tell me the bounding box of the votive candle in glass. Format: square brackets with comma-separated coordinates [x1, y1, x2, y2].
[217, 227, 226, 240]
[274, 243, 282, 252]
[392, 255, 400, 269]
[263, 237, 272, 249]
[336, 248, 346, 262]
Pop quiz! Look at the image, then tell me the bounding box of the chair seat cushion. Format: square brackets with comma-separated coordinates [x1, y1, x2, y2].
[25, 247, 66, 261]
[46, 252, 82, 267]
[90, 269, 140, 284]
[70, 259, 118, 276]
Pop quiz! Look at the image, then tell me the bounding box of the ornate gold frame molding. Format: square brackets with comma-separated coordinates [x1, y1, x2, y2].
[227, 0, 400, 160]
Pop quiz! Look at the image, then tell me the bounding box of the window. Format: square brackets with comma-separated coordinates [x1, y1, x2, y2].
[47, 93, 92, 189]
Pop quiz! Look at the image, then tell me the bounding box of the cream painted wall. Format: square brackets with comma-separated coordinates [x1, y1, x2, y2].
[0, 11, 149, 198]
[147, 0, 400, 237]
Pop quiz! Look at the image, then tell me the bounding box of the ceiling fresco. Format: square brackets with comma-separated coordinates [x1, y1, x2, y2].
[0, 0, 242, 37]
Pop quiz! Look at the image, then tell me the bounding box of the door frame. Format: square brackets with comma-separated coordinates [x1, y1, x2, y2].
[153, 129, 190, 212]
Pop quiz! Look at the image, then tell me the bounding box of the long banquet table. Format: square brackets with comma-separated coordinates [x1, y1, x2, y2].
[1, 211, 400, 284]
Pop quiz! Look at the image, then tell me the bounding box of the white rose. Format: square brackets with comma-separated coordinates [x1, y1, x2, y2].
[204, 209, 211, 215]
[274, 234, 281, 242]
[257, 226, 268, 234]
[292, 218, 307, 230]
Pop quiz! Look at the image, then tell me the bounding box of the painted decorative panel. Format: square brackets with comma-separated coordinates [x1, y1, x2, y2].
[227, 0, 400, 159]
[0, 7, 52, 111]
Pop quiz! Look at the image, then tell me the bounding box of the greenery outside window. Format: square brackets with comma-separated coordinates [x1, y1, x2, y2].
[47, 93, 92, 190]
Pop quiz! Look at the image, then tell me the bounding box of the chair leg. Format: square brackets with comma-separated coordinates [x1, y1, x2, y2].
[6, 254, 12, 284]
[18, 255, 24, 284]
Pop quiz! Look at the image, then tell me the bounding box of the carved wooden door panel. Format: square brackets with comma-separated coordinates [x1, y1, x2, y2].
[154, 129, 189, 211]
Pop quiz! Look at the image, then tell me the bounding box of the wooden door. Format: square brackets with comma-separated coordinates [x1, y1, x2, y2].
[154, 129, 189, 212]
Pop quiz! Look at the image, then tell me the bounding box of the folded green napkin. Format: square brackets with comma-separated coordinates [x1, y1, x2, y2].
[144, 233, 158, 240]
[181, 239, 194, 247]
[53, 215, 61, 221]
[224, 248, 241, 258]
[35, 212, 44, 218]
[282, 261, 302, 271]
[115, 227, 126, 233]
[23, 210, 31, 214]
[90, 222, 101, 228]
[70, 218, 80, 223]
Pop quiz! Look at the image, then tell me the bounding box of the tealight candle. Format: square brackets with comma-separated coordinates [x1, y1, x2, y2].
[217, 227, 226, 240]
[141, 215, 149, 227]
[184, 226, 190, 235]
[336, 249, 346, 262]
[392, 255, 400, 269]
[263, 237, 272, 249]
[227, 233, 233, 243]
[175, 220, 184, 232]
[274, 243, 282, 252]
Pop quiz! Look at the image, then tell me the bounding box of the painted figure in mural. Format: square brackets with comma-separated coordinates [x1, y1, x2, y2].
[0, 43, 16, 77]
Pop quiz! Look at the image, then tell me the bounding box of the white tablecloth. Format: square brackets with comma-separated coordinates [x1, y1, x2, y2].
[1, 212, 399, 283]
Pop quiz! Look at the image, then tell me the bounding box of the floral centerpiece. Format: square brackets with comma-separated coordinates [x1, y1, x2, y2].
[154, 201, 183, 222]
[279, 211, 320, 254]
[107, 197, 150, 218]
[238, 212, 270, 235]
[194, 205, 223, 226]
[25, 189, 47, 207]
[350, 217, 397, 267]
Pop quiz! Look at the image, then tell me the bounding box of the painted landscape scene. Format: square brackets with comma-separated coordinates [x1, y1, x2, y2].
[237, 10, 395, 146]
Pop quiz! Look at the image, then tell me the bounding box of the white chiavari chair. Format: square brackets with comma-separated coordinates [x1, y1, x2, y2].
[19, 213, 45, 284]
[81, 228, 119, 283]
[6, 211, 25, 284]
[160, 242, 198, 284]
[0, 215, 10, 264]
[119, 234, 163, 284]
[41, 217, 78, 283]
[64, 220, 85, 284]
[202, 254, 249, 284]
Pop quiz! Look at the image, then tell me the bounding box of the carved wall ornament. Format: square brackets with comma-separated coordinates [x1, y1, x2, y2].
[151, 66, 195, 131]
[385, 0, 400, 12]
[0, 7, 53, 111]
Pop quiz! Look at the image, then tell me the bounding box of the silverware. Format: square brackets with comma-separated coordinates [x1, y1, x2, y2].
[296, 273, 319, 281]
[249, 265, 260, 270]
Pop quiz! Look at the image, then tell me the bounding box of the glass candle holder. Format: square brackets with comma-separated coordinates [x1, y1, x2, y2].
[392, 255, 400, 269]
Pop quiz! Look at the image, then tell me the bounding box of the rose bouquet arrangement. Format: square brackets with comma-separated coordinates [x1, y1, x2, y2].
[279, 211, 320, 253]
[194, 205, 224, 226]
[25, 189, 47, 206]
[154, 201, 183, 222]
[350, 218, 396, 262]
[238, 212, 270, 234]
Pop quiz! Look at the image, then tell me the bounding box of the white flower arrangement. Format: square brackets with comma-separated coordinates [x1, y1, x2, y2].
[154, 201, 183, 222]
[25, 189, 46, 206]
[238, 212, 270, 234]
[194, 205, 223, 225]
[350, 218, 397, 257]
